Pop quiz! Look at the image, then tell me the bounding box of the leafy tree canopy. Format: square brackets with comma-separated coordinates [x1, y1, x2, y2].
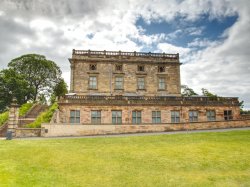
[181, 85, 198, 96]
[0, 54, 64, 112]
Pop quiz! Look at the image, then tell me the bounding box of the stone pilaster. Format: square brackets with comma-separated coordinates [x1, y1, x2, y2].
[8, 98, 19, 131]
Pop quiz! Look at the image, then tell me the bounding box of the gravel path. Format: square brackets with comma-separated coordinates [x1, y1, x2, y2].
[1, 127, 249, 140]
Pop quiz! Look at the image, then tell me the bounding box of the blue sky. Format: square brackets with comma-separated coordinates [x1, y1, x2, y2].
[0, 0, 249, 109]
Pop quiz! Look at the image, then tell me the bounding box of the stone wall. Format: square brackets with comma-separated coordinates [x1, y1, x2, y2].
[58, 104, 240, 124]
[42, 119, 250, 137]
[15, 128, 44, 138]
[70, 50, 181, 96]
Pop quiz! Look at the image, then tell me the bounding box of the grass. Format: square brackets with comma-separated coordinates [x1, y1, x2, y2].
[26, 102, 58, 128]
[0, 111, 9, 127]
[19, 103, 33, 117]
[0, 130, 250, 187]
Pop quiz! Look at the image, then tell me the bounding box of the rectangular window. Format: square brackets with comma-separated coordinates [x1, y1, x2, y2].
[70, 110, 80, 123]
[207, 110, 216, 121]
[132, 111, 141, 124]
[91, 110, 101, 124]
[224, 110, 233, 120]
[171, 111, 180, 123]
[115, 77, 123, 89]
[158, 77, 165, 90]
[89, 76, 97, 89]
[137, 77, 145, 90]
[152, 111, 161, 123]
[189, 111, 198, 122]
[137, 65, 145, 72]
[112, 110, 122, 124]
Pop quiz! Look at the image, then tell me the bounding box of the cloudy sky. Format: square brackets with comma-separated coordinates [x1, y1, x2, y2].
[0, 0, 250, 108]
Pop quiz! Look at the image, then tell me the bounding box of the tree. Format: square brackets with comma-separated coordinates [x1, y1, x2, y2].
[8, 54, 62, 101]
[50, 78, 68, 103]
[0, 69, 32, 112]
[201, 88, 218, 98]
[181, 85, 198, 96]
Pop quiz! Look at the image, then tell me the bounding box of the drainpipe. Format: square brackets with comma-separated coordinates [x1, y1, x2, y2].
[110, 63, 112, 95]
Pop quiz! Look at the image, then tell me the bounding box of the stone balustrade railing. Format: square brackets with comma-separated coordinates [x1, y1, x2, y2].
[73, 49, 179, 59]
[59, 95, 239, 106]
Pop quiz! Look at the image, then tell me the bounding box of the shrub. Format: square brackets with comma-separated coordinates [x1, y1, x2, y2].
[26, 102, 58, 128]
[19, 103, 33, 117]
[0, 111, 9, 127]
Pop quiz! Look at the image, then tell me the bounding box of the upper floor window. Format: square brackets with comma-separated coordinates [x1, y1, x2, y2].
[137, 77, 145, 90]
[112, 110, 122, 124]
[224, 110, 233, 120]
[89, 64, 97, 71]
[158, 65, 165, 73]
[189, 111, 198, 122]
[115, 77, 123, 90]
[91, 110, 101, 124]
[171, 111, 180, 123]
[132, 111, 141, 124]
[70, 110, 80, 123]
[158, 77, 165, 90]
[89, 76, 97, 89]
[115, 64, 123, 71]
[152, 111, 161, 123]
[207, 110, 216, 121]
[137, 65, 145, 72]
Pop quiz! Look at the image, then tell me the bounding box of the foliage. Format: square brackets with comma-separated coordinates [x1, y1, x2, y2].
[26, 102, 58, 128]
[181, 85, 198, 96]
[19, 103, 33, 117]
[8, 54, 62, 101]
[0, 69, 32, 112]
[50, 78, 68, 103]
[0, 111, 9, 127]
[201, 88, 218, 98]
[0, 130, 250, 186]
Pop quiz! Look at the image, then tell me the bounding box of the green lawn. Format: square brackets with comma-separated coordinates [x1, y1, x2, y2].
[0, 131, 250, 187]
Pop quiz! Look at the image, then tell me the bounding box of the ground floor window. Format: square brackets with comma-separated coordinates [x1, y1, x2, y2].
[132, 111, 141, 124]
[91, 110, 101, 124]
[112, 110, 122, 124]
[189, 111, 198, 122]
[171, 111, 180, 123]
[152, 111, 161, 123]
[70, 110, 80, 123]
[207, 110, 216, 121]
[224, 110, 233, 120]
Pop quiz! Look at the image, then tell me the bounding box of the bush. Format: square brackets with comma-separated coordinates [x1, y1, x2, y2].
[19, 103, 33, 117]
[0, 111, 9, 127]
[26, 102, 58, 128]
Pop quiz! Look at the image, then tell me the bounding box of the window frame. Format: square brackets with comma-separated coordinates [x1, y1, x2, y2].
[158, 65, 165, 73]
[91, 110, 101, 124]
[137, 65, 145, 72]
[89, 63, 97, 71]
[137, 77, 145, 90]
[89, 76, 97, 89]
[152, 111, 161, 123]
[115, 64, 123, 71]
[115, 76, 124, 90]
[70, 110, 80, 124]
[207, 110, 216, 121]
[171, 111, 180, 123]
[158, 77, 166, 90]
[189, 110, 198, 122]
[224, 110, 233, 120]
[132, 111, 142, 124]
[112, 110, 122, 124]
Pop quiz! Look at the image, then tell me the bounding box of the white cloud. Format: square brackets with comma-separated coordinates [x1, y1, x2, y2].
[0, 0, 249, 108]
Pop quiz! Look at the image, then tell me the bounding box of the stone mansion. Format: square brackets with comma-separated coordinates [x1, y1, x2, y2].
[57, 49, 240, 125]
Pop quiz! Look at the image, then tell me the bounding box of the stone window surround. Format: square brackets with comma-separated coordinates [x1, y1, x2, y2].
[88, 75, 98, 90]
[157, 76, 166, 91]
[137, 76, 146, 90]
[171, 110, 180, 123]
[114, 76, 124, 90]
[70, 110, 80, 123]
[207, 110, 216, 121]
[224, 110, 233, 120]
[189, 110, 198, 122]
[91, 110, 101, 124]
[132, 110, 142, 124]
[152, 111, 161, 123]
[112, 110, 122, 124]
